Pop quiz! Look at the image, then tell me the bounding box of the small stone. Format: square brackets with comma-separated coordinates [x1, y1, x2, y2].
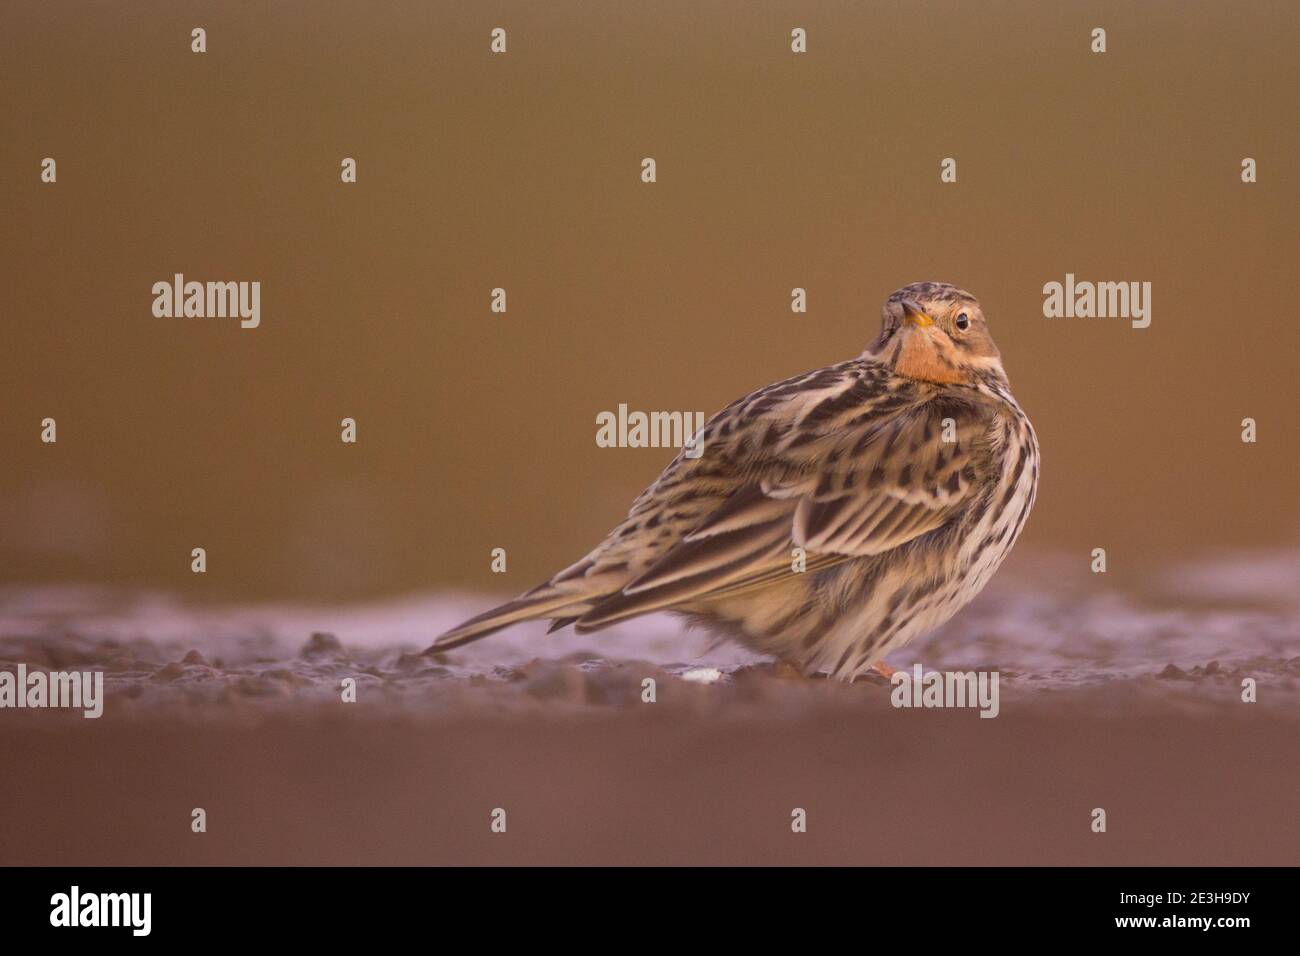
[262, 668, 313, 687]
[152, 662, 186, 682]
[182, 649, 209, 666]
[302, 632, 344, 658]
[681, 667, 724, 684]
[1157, 664, 1186, 680]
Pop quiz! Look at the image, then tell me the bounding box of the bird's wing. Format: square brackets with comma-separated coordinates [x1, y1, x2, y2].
[570, 364, 993, 630]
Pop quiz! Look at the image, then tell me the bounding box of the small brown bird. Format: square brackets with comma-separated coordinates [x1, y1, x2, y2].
[429, 282, 1039, 680]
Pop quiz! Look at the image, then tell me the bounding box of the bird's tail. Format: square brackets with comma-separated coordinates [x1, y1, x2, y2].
[425, 584, 596, 654]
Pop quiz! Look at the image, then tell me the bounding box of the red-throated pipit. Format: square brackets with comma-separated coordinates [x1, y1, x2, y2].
[429, 282, 1039, 681]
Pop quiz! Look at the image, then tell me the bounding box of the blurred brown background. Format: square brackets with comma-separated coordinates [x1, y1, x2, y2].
[2, 0, 1296, 602]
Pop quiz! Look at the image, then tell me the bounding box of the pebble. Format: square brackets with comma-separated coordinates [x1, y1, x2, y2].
[301, 632, 344, 658]
[152, 661, 186, 682]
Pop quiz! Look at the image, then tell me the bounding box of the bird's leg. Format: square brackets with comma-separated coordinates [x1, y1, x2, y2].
[870, 661, 897, 679]
[773, 660, 809, 680]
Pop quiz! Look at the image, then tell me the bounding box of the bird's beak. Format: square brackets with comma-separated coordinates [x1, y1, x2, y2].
[901, 300, 935, 328]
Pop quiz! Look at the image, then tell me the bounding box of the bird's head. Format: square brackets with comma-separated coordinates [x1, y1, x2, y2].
[866, 282, 1006, 386]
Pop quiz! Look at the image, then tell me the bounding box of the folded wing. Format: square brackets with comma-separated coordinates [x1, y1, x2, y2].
[572, 384, 989, 630]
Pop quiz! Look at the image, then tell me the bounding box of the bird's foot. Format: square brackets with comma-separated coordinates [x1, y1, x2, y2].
[870, 661, 898, 679]
[773, 660, 808, 680]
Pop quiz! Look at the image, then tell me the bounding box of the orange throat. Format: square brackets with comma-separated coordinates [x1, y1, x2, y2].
[893, 330, 968, 384]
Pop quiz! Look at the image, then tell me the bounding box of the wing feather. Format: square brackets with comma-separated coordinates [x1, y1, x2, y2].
[573, 371, 993, 630]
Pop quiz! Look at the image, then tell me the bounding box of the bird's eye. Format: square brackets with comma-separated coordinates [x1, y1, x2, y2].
[954, 312, 970, 331]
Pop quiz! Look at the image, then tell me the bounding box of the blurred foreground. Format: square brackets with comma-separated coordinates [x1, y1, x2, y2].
[0, 547, 1296, 865]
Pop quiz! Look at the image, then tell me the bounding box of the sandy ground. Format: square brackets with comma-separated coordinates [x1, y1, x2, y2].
[1, 548, 1297, 866]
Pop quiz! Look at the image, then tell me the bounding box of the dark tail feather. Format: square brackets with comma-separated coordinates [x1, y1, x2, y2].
[426, 589, 584, 653]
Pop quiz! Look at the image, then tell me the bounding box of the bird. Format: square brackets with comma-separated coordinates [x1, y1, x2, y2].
[428, 282, 1039, 681]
